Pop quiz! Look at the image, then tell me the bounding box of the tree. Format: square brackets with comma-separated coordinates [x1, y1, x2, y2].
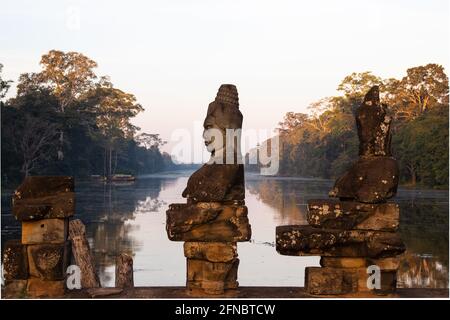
[394, 107, 448, 187]
[91, 81, 144, 178]
[19, 115, 60, 177]
[37, 50, 98, 112]
[337, 71, 382, 99]
[135, 133, 166, 149]
[268, 64, 448, 188]
[16, 50, 99, 160]
[396, 64, 449, 118]
[0, 63, 12, 100]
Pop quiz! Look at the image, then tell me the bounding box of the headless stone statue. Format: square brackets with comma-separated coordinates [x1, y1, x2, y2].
[182, 84, 245, 203]
[356, 86, 392, 157]
[329, 86, 399, 203]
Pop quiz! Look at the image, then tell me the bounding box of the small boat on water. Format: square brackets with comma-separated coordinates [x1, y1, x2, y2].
[90, 175, 107, 182]
[110, 174, 136, 182]
[90, 174, 136, 182]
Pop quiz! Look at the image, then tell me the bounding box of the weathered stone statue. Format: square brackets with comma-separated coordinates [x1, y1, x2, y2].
[182, 84, 245, 203]
[166, 84, 251, 295]
[329, 86, 399, 203]
[276, 86, 405, 296]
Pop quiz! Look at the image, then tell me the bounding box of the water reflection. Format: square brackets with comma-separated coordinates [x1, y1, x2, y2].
[1, 172, 448, 289]
[246, 176, 449, 289]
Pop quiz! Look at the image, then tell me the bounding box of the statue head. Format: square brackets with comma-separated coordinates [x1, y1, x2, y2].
[203, 85, 243, 161]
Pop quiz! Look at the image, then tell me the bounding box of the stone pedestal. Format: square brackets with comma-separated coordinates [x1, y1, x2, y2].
[167, 202, 251, 295]
[3, 176, 74, 298]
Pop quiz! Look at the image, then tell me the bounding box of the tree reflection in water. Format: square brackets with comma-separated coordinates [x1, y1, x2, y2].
[1, 174, 447, 288]
[75, 178, 167, 285]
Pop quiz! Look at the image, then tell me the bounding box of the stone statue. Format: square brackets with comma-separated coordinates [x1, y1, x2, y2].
[182, 84, 245, 203]
[276, 86, 405, 296]
[329, 85, 399, 203]
[166, 84, 251, 295]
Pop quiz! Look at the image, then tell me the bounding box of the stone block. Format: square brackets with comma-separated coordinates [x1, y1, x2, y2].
[184, 242, 237, 263]
[12, 176, 75, 221]
[27, 241, 71, 280]
[320, 257, 367, 268]
[22, 218, 68, 244]
[3, 280, 28, 298]
[276, 225, 405, 258]
[166, 203, 251, 242]
[367, 257, 401, 271]
[2, 240, 28, 280]
[187, 280, 239, 295]
[306, 267, 397, 295]
[307, 200, 399, 231]
[186, 258, 239, 294]
[26, 278, 65, 298]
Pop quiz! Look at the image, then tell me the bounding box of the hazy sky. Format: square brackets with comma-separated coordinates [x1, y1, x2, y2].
[1, 0, 449, 159]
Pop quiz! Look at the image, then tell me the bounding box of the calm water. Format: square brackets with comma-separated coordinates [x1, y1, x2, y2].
[1, 171, 448, 288]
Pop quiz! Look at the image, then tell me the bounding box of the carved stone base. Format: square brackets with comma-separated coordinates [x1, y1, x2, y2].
[184, 242, 237, 263]
[166, 203, 251, 242]
[186, 258, 239, 295]
[27, 241, 71, 280]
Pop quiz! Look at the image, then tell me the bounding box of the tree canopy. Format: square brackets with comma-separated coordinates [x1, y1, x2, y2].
[1, 51, 175, 186]
[250, 63, 449, 188]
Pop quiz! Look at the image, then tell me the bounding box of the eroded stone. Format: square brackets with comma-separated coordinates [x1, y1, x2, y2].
[306, 267, 397, 295]
[26, 278, 65, 298]
[356, 86, 392, 157]
[27, 241, 71, 280]
[186, 258, 239, 294]
[12, 176, 75, 221]
[367, 257, 401, 271]
[184, 242, 237, 263]
[3, 280, 28, 298]
[328, 156, 399, 203]
[22, 218, 68, 244]
[320, 257, 367, 268]
[307, 200, 399, 230]
[2, 240, 28, 280]
[276, 225, 405, 258]
[166, 203, 251, 242]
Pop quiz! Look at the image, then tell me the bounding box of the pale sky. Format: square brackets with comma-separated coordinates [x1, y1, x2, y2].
[1, 0, 449, 161]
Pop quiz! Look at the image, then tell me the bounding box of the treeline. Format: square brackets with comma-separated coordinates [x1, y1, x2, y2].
[1, 50, 175, 187]
[249, 64, 449, 188]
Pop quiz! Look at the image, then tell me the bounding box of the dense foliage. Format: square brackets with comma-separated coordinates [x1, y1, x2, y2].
[1, 51, 174, 187]
[250, 64, 449, 188]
